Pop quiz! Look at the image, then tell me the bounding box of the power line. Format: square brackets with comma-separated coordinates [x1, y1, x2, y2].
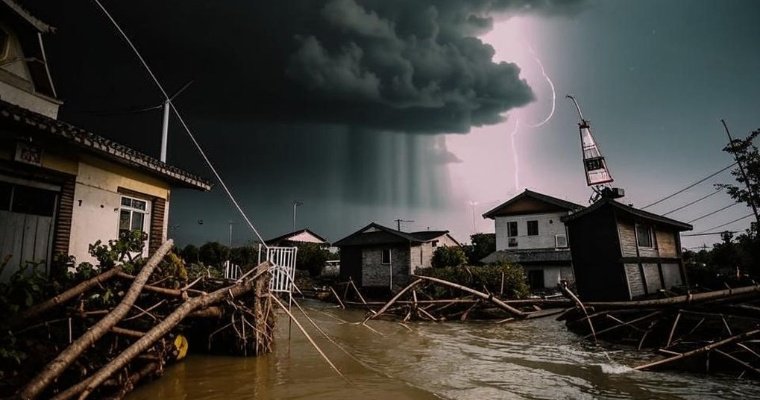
[93, 0, 267, 246]
[686, 202, 740, 224]
[661, 187, 723, 216]
[682, 231, 739, 237]
[641, 163, 736, 210]
[694, 213, 754, 234]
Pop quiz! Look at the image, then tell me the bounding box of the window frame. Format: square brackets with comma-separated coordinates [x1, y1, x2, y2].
[527, 220, 539, 236]
[635, 224, 654, 248]
[119, 195, 149, 236]
[507, 221, 518, 237]
[381, 248, 391, 264]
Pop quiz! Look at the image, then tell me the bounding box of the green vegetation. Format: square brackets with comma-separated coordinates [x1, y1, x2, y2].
[416, 261, 529, 299]
[462, 233, 496, 265]
[431, 246, 468, 268]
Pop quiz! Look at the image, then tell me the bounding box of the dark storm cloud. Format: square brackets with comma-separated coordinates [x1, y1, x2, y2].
[21, 0, 586, 241]
[26, 0, 584, 135]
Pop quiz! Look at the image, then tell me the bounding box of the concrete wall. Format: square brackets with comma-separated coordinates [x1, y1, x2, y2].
[69, 159, 169, 265]
[494, 212, 568, 251]
[361, 245, 410, 289]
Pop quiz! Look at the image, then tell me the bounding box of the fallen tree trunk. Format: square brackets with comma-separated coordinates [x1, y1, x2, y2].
[634, 328, 760, 371]
[17, 266, 123, 326]
[585, 285, 760, 310]
[73, 262, 271, 400]
[412, 275, 527, 318]
[18, 240, 174, 400]
[366, 279, 423, 322]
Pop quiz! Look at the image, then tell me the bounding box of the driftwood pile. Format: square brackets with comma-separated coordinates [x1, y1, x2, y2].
[558, 284, 760, 378]
[330, 275, 572, 323]
[4, 240, 276, 400]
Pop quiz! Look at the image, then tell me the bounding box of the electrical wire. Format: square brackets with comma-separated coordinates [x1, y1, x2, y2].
[686, 202, 740, 224]
[661, 187, 724, 216]
[93, 0, 267, 246]
[682, 231, 739, 237]
[640, 163, 736, 210]
[693, 213, 754, 234]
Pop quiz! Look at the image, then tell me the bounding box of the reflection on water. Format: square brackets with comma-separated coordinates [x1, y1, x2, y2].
[129, 300, 760, 400]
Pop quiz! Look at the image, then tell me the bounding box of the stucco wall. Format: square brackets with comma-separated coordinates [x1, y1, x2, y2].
[494, 212, 568, 251]
[0, 79, 59, 119]
[69, 159, 169, 265]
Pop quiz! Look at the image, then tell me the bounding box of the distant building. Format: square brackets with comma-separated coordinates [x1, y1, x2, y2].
[0, 2, 211, 280]
[265, 228, 329, 247]
[481, 189, 584, 291]
[562, 198, 692, 301]
[334, 222, 460, 290]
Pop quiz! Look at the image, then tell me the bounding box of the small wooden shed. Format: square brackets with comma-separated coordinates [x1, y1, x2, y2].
[562, 198, 692, 301]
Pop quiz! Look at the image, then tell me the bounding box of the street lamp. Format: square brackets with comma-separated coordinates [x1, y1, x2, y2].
[293, 201, 303, 231]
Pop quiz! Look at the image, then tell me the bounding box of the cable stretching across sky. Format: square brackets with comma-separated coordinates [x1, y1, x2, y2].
[92, 0, 267, 246]
[509, 45, 556, 193]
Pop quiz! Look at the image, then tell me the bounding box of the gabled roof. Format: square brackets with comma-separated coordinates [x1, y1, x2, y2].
[408, 230, 449, 241]
[2, 0, 55, 33]
[0, 99, 212, 191]
[561, 197, 693, 231]
[265, 228, 328, 246]
[334, 222, 426, 247]
[483, 189, 584, 219]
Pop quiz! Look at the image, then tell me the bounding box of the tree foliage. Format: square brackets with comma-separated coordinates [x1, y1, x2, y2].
[463, 233, 495, 265]
[416, 262, 529, 299]
[296, 243, 330, 277]
[431, 246, 468, 268]
[718, 129, 760, 214]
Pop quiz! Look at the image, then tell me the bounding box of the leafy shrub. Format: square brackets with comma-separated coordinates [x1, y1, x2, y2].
[416, 261, 529, 299]
[431, 246, 468, 268]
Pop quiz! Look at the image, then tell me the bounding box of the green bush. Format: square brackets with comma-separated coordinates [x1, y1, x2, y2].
[431, 246, 468, 268]
[416, 261, 529, 299]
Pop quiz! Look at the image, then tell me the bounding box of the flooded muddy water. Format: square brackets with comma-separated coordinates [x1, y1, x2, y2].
[129, 300, 760, 399]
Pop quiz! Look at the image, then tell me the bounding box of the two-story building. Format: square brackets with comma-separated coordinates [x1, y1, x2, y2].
[481, 189, 584, 291]
[0, 1, 211, 280]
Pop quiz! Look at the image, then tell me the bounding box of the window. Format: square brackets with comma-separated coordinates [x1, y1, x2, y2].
[0, 182, 56, 216]
[507, 221, 518, 237]
[119, 196, 148, 236]
[527, 220, 539, 236]
[636, 224, 653, 248]
[381, 249, 391, 264]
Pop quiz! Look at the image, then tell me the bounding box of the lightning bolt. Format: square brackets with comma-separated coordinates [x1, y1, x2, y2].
[507, 45, 556, 195]
[525, 45, 556, 128]
[509, 117, 521, 193]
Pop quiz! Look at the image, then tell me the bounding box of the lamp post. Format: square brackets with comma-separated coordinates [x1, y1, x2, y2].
[293, 201, 303, 231]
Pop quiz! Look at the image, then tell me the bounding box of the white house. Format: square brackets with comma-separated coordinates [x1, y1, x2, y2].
[481, 189, 583, 291]
[0, 1, 211, 280]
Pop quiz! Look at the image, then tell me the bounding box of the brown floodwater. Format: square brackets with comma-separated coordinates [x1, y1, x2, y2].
[129, 299, 760, 399]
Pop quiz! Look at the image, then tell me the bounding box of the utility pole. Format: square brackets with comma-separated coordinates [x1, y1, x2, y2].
[721, 120, 760, 228]
[293, 201, 303, 231]
[159, 80, 193, 163]
[468, 201, 478, 234]
[394, 218, 413, 231]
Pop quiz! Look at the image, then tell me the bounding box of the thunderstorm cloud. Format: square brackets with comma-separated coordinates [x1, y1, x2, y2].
[24, 0, 586, 240]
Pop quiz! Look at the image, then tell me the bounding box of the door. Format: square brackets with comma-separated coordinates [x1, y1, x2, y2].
[0, 180, 57, 281]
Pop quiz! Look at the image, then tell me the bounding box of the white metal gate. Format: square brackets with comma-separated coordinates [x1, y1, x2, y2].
[259, 245, 298, 293]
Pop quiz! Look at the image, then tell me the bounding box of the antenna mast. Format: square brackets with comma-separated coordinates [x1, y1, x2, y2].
[566, 95, 621, 202]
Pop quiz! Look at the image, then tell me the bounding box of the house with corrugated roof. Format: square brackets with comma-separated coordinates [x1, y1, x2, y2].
[481, 189, 584, 291]
[334, 222, 460, 290]
[0, 1, 211, 280]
